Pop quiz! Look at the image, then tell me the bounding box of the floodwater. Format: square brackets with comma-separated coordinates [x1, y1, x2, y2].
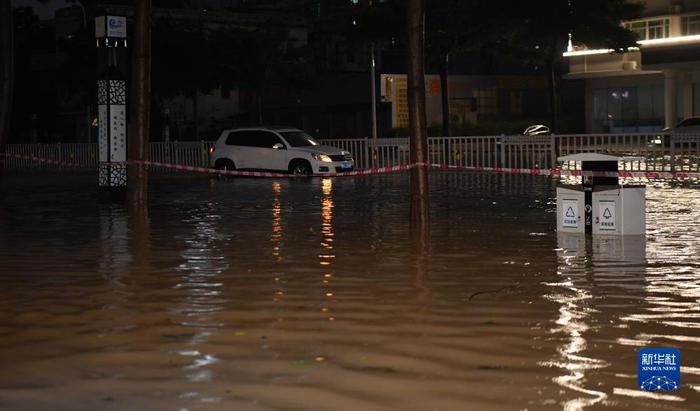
[0, 172, 699, 411]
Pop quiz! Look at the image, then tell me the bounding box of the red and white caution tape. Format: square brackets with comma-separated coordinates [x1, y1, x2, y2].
[3, 152, 700, 180]
[132, 160, 415, 178]
[0, 153, 87, 168]
[423, 163, 700, 180]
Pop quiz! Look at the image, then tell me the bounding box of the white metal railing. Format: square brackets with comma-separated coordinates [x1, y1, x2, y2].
[149, 141, 213, 169]
[3, 133, 699, 173]
[322, 138, 371, 169]
[670, 133, 700, 172]
[1, 143, 98, 168]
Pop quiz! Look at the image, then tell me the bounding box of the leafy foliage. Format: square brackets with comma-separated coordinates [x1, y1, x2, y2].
[152, 18, 312, 121]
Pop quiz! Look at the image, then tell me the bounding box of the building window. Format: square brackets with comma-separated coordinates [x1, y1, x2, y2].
[625, 18, 670, 40]
[592, 85, 664, 133]
[682, 14, 700, 35]
[626, 21, 647, 39]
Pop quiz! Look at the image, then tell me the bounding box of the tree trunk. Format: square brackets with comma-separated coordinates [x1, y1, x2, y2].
[0, 0, 14, 155]
[407, 0, 429, 227]
[128, 0, 152, 208]
[439, 53, 450, 137]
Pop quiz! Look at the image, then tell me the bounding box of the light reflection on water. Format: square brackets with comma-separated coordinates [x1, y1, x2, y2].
[173, 201, 227, 402]
[545, 235, 646, 410]
[0, 173, 698, 410]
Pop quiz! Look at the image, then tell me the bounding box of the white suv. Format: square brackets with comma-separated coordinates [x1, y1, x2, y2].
[209, 127, 354, 175]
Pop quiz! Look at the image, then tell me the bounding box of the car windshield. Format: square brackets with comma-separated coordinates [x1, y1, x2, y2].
[677, 118, 700, 127]
[280, 131, 319, 147]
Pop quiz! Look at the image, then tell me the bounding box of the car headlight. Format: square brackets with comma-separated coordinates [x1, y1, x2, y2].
[313, 153, 333, 163]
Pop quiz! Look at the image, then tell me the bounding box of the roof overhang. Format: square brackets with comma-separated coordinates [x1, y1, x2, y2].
[564, 34, 700, 58]
[563, 69, 662, 80]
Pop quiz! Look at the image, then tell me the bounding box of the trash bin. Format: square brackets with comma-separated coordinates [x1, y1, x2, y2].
[556, 153, 645, 236]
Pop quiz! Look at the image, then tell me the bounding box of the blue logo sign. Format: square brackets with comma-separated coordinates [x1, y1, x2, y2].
[108, 18, 124, 28]
[638, 348, 680, 391]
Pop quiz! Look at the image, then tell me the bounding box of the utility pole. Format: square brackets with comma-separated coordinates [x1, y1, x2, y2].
[370, 41, 378, 140]
[440, 53, 450, 137]
[407, 0, 429, 227]
[368, 0, 377, 167]
[128, 0, 152, 207]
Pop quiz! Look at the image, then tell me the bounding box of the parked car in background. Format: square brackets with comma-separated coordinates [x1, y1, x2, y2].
[661, 117, 700, 149]
[649, 117, 700, 148]
[209, 127, 354, 175]
[664, 117, 700, 133]
[523, 124, 551, 136]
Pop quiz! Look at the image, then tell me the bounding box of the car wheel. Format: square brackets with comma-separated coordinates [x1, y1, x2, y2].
[214, 159, 236, 179]
[290, 160, 312, 176]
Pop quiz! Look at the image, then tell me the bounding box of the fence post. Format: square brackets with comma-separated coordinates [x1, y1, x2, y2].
[550, 134, 557, 169]
[364, 137, 370, 169]
[669, 133, 675, 173]
[499, 136, 506, 168]
[57, 142, 63, 170]
[174, 141, 179, 166]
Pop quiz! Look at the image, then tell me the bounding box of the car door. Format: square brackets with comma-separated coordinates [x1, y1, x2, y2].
[224, 130, 256, 169]
[248, 130, 289, 171]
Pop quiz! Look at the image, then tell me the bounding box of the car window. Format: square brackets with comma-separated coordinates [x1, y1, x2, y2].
[225, 130, 256, 147]
[280, 131, 319, 147]
[252, 131, 284, 148]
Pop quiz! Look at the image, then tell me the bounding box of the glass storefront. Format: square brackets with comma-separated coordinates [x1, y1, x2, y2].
[592, 85, 665, 133]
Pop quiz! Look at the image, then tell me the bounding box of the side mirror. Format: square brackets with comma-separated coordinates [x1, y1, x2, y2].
[272, 143, 285, 150]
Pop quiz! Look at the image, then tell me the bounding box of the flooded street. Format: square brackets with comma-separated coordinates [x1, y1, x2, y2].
[0, 172, 699, 410]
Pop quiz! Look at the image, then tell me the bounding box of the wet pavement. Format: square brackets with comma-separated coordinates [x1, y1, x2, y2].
[0, 172, 699, 410]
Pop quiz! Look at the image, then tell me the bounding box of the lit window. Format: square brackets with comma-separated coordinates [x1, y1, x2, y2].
[624, 18, 669, 40]
[627, 21, 647, 39]
[682, 14, 700, 35]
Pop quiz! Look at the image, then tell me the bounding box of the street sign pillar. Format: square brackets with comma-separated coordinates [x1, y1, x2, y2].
[96, 15, 128, 201]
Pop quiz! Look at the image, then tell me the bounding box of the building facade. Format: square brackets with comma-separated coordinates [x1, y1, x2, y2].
[380, 74, 549, 132]
[565, 0, 700, 132]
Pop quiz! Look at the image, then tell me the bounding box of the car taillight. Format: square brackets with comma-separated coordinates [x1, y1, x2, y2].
[209, 145, 216, 154]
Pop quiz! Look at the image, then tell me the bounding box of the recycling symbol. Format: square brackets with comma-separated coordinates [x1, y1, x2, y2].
[565, 207, 576, 218]
[603, 207, 612, 219]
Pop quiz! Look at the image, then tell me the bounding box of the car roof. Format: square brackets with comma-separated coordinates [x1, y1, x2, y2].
[221, 126, 302, 133]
